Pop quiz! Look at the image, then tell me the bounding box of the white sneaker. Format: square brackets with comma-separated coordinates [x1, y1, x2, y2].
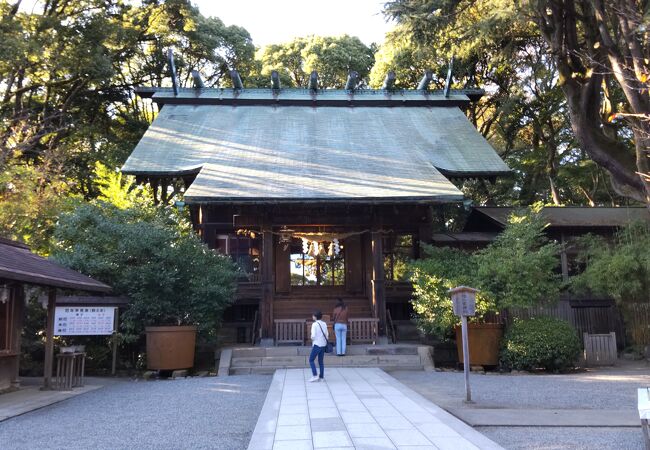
[308, 376, 319, 382]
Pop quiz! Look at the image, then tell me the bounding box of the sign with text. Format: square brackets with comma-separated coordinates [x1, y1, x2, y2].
[54, 306, 116, 336]
[449, 286, 478, 317]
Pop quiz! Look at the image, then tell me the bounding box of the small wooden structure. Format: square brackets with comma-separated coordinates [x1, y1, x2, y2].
[584, 332, 617, 366]
[0, 237, 111, 391]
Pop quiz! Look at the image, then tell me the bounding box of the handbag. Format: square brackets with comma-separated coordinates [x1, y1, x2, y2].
[317, 322, 334, 353]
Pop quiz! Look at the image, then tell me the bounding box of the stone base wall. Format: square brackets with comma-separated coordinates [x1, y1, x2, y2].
[0, 356, 18, 392]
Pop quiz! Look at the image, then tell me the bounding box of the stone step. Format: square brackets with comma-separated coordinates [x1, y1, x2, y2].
[230, 355, 423, 370]
[231, 345, 419, 358]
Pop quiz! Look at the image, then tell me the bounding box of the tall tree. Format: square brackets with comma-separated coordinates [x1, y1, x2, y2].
[383, 0, 649, 205]
[526, 0, 649, 204]
[0, 0, 255, 248]
[254, 35, 375, 88]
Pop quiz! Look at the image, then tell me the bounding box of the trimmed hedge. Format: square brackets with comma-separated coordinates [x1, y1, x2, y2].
[500, 317, 581, 372]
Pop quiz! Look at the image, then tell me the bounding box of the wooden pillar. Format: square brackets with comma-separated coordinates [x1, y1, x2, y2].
[111, 308, 119, 376]
[371, 231, 386, 337]
[9, 284, 24, 388]
[259, 224, 274, 344]
[417, 205, 434, 259]
[560, 232, 569, 282]
[42, 287, 56, 390]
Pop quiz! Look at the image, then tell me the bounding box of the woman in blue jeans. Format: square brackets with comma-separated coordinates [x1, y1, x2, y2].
[332, 298, 348, 356]
[309, 310, 328, 382]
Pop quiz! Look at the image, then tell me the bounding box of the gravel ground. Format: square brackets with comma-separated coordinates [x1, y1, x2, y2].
[392, 361, 650, 410]
[0, 375, 271, 450]
[391, 360, 649, 450]
[479, 426, 643, 450]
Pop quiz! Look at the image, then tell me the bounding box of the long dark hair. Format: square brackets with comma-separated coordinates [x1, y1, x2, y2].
[335, 298, 346, 308]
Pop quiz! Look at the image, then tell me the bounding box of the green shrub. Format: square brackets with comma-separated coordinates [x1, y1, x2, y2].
[500, 317, 581, 371]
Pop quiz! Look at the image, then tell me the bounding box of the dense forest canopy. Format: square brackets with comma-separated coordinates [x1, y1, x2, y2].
[0, 0, 647, 250]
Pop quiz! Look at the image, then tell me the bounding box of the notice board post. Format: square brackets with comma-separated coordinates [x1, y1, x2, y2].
[449, 286, 478, 404]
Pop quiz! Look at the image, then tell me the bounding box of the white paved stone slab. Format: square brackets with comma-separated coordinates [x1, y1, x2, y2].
[248, 368, 503, 449]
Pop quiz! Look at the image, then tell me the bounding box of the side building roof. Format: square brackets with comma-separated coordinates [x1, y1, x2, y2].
[0, 237, 111, 292]
[463, 206, 650, 232]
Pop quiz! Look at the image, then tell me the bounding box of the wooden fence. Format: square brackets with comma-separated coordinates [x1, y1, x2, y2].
[485, 299, 629, 348]
[622, 303, 650, 346]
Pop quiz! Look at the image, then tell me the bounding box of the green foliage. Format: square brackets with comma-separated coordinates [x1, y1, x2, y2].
[410, 207, 561, 338]
[571, 222, 650, 305]
[500, 317, 581, 371]
[411, 246, 495, 337]
[0, 161, 78, 255]
[474, 208, 561, 309]
[52, 202, 237, 341]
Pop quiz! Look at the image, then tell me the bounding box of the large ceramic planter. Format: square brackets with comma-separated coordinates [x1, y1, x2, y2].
[145, 325, 197, 370]
[455, 323, 504, 366]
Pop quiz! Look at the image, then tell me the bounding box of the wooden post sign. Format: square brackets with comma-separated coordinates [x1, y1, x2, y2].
[449, 286, 478, 404]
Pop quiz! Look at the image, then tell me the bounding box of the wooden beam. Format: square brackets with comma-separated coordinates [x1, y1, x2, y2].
[42, 287, 56, 390]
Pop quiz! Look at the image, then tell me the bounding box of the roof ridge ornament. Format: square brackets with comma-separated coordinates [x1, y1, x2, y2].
[444, 56, 455, 98]
[230, 69, 243, 90]
[167, 49, 179, 96]
[271, 70, 281, 90]
[308, 70, 318, 91]
[345, 70, 359, 91]
[191, 70, 204, 89]
[382, 71, 396, 91]
[417, 70, 433, 90]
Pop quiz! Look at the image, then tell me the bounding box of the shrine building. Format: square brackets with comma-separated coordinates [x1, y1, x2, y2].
[122, 71, 510, 345]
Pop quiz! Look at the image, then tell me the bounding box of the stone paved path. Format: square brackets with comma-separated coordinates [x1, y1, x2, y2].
[248, 368, 503, 450]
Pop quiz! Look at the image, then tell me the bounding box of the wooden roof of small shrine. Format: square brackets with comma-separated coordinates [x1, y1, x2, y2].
[0, 237, 111, 292]
[464, 206, 650, 232]
[122, 88, 510, 204]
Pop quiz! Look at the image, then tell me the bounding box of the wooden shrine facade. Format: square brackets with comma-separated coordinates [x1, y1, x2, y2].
[191, 202, 436, 341]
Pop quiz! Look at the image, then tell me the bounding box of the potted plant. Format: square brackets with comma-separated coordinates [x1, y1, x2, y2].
[411, 208, 561, 366]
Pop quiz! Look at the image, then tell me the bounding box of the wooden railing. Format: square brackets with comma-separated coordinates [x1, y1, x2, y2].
[349, 318, 379, 344]
[274, 319, 306, 346]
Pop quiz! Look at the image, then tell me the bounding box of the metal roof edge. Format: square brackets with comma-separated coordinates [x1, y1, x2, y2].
[183, 195, 465, 205]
